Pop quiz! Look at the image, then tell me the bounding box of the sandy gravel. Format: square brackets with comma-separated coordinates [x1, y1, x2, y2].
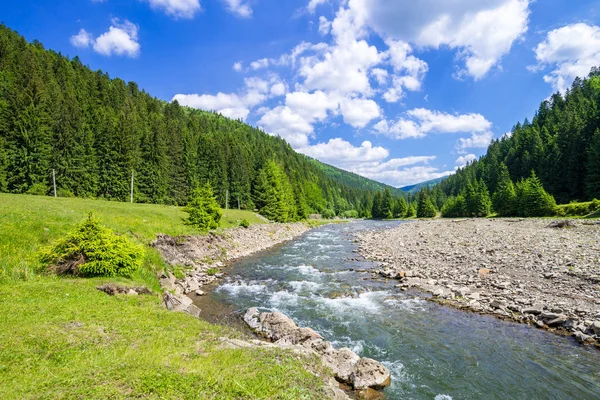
[356, 219, 600, 346]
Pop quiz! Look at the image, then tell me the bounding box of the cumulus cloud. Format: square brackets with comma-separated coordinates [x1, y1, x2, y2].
[70, 29, 93, 48]
[233, 62, 243, 72]
[353, 0, 530, 79]
[308, 0, 328, 13]
[374, 108, 492, 140]
[532, 23, 600, 93]
[456, 132, 494, 153]
[144, 0, 201, 19]
[339, 98, 380, 128]
[456, 153, 477, 167]
[319, 16, 331, 35]
[222, 0, 253, 18]
[297, 138, 448, 186]
[91, 20, 140, 57]
[173, 76, 285, 121]
[258, 106, 315, 147]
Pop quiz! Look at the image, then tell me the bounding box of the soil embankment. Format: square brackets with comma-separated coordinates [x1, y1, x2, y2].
[356, 219, 600, 346]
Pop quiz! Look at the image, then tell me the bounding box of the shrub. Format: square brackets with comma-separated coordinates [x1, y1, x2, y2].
[184, 183, 222, 231]
[340, 210, 359, 219]
[239, 219, 250, 228]
[206, 267, 219, 276]
[40, 213, 143, 277]
[441, 195, 467, 218]
[322, 209, 336, 219]
[26, 183, 48, 196]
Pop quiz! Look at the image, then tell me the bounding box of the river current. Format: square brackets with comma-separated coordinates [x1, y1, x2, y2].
[206, 221, 599, 399]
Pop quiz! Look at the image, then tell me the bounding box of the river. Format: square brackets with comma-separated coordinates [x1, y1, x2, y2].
[202, 221, 600, 399]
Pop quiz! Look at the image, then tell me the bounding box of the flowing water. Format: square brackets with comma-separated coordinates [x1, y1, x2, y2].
[205, 221, 600, 399]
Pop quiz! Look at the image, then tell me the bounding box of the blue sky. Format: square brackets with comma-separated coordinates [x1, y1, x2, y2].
[3, 0, 600, 186]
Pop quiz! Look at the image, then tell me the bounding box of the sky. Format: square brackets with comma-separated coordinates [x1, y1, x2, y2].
[3, 0, 600, 187]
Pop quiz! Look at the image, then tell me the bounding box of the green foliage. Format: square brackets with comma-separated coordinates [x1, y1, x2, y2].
[555, 199, 600, 217]
[322, 209, 336, 219]
[492, 163, 517, 216]
[206, 267, 219, 276]
[515, 171, 557, 217]
[394, 196, 408, 218]
[254, 160, 297, 222]
[417, 189, 437, 218]
[0, 25, 393, 218]
[405, 201, 417, 218]
[464, 180, 491, 217]
[438, 68, 600, 206]
[40, 213, 143, 277]
[239, 218, 250, 228]
[340, 209, 359, 218]
[183, 183, 222, 231]
[441, 195, 467, 218]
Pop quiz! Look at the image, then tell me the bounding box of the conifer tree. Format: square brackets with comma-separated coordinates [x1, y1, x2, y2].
[417, 188, 437, 218]
[586, 130, 600, 199]
[381, 188, 394, 219]
[394, 196, 408, 218]
[371, 191, 383, 219]
[516, 171, 557, 217]
[492, 163, 517, 216]
[254, 160, 297, 222]
[184, 182, 222, 231]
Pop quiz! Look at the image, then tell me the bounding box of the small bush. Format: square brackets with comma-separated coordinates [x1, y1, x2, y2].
[26, 183, 48, 196]
[56, 187, 75, 198]
[40, 213, 143, 277]
[206, 267, 219, 276]
[322, 209, 336, 219]
[239, 219, 250, 228]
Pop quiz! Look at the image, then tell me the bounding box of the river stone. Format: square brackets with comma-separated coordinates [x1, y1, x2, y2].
[523, 305, 544, 315]
[546, 315, 568, 327]
[574, 331, 591, 344]
[186, 304, 201, 318]
[329, 348, 361, 382]
[590, 321, 600, 335]
[350, 358, 391, 390]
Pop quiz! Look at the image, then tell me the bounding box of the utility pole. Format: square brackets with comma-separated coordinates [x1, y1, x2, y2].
[130, 170, 134, 204]
[52, 169, 57, 198]
[225, 189, 229, 210]
[238, 198, 240, 210]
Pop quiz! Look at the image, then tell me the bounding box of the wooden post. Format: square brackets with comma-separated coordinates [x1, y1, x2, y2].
[130, 170, 134, 204]
[52, 169, 57, 198]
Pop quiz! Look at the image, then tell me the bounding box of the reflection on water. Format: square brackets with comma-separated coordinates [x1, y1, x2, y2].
[208, 221, 600, 400]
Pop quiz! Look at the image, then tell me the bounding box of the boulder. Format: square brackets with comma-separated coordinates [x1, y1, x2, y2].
[350, 358, 391, 390]
[546, 315, 567, 327]
[589, 321, 600, 336]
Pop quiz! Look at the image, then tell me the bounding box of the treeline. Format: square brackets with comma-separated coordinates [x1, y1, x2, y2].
[0, 25, 400, 222]
[434, 69, 600, 217]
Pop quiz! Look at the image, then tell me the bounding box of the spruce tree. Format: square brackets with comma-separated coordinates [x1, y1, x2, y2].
[417, 188, 437, 218]
[254, 160, 297, 222]
[394, 196, 408, 218]
[381, 188, 394, 219]
[371, 191, 383, 219]
[492, 163, 517, 216]
[184, 182, 222, 231]
[586, 130, 600, 199]
[516, 171, 557, 217]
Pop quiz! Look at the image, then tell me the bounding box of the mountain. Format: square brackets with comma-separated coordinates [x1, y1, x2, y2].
[0, 24, 401, 220]
[400, 177, 447, 194]
[437, 68, 600, 206]
[309, 160, 404, 196]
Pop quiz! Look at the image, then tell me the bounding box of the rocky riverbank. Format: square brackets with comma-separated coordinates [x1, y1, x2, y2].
[356, 219, 600, 347]
[153, 223, 311, 314]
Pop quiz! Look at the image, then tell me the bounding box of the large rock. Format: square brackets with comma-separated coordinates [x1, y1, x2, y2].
[350, 358, 392, 390]
[243, 308, 391, 391]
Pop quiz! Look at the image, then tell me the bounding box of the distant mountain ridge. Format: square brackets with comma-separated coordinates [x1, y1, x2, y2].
[400, 177, 447, 193]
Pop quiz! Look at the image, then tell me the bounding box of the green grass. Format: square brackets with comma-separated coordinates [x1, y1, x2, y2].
[0, 193, 329, 398]
[555, 199, 600, 218]
[0, 278, 326, 399]
[0, 193, 265, 281]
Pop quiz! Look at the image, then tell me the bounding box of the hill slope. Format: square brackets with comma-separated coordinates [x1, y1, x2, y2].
[400, 177, 446, 194]
[0, 24, 394, 218]
[437, 70, 600, 204]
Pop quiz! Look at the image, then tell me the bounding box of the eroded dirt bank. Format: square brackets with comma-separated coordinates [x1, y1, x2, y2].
[356, 219, 600, 346]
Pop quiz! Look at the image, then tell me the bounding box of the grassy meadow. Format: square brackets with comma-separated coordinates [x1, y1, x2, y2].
[0, 193, 329, 399]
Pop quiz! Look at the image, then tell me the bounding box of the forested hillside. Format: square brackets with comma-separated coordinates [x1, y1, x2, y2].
[0, 25, 400, 220]
[436, 69, 600, 214]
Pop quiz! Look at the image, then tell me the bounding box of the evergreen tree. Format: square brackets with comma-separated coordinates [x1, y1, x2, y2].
[406, 201, 417, 218]
[441, 195, 467, 218]
[183, 182, 222, 231]
[371, 191, 383, 219]
[394, 196, 408, 218]
[492, 163, 517, 216]
[586, 130, 600, 199]
[417, 188, 437, 218]
[464, 180, 491, 217]
[515, 171, 557, 217]
[381, 188, 394, 219]
[254, 160, 296, 222]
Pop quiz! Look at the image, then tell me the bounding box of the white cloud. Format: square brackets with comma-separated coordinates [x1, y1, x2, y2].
[233, 62, 243, 72]
[222, 0, 253, 18]
[173, 76, 288, 120]
[319, 16, 332, 35]
[250, 58, 270, 70]
[533, 23, 600, 93]
[375, 108, 492, 140]
[298, 139, 389, 165]
[352, 0, 530, 79]
[144, 0, 201, 19]
[455, 153, 477, 167]
[93, 19, 140, 57]
[339, 97, 380, 128]
[258, 106, 315, 147]
[456, 131, 493, 153]
[308, 0, 328, 13]
[70, 29, 93, 48]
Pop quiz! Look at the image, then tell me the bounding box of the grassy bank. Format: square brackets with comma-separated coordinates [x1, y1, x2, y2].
[0, 193, 327, 399]
[0, 193, 265, 281]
